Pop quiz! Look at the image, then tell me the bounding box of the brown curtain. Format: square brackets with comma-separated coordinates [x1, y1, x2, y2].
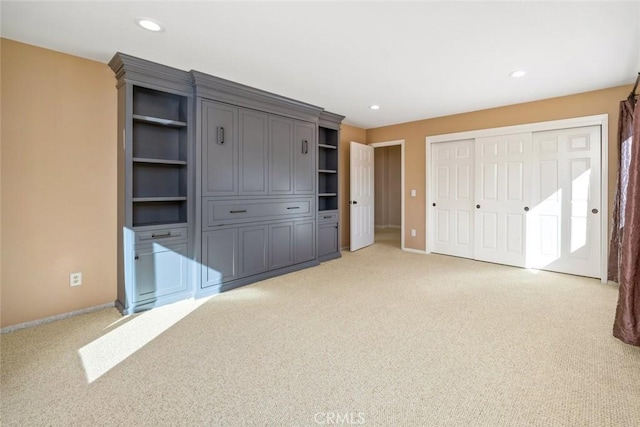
[610, 98, 640, 346]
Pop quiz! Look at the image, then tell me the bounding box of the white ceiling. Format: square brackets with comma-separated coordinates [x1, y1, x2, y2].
[2, 1, 639, 129]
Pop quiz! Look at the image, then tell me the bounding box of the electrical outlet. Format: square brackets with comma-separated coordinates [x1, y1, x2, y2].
[70, 272, 82, 287]
[411, 229, 417, 237]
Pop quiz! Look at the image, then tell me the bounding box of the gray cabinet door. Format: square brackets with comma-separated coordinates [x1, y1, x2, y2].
[269, 222, 294, 269]
[294, 220, 316, 264]
[202, 229, 238, 288]
[133, 242, 189, 302]
[202, 100, 238, 196]
[239, 109, 268, 195]
[269, 116, 294, 195]
[239, 225, 268, 277]
[294, 121, 316, 194]
[318, 222, 339, 259]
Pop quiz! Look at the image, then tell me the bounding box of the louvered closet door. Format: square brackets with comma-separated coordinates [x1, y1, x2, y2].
[528, 126, 601, 278]
[431, 139, 474, 258]
[474, 133, 532, 268]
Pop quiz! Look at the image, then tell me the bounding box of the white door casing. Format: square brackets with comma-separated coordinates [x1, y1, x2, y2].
[431, 139, 474, 258]
[474, 133, 532, 268]
[528, 126, 601, 278]
[350, 141, 375, 251]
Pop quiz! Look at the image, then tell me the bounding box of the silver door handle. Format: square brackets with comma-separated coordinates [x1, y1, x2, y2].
[592, 208, 599, 214]
[152, 232, 171, 238]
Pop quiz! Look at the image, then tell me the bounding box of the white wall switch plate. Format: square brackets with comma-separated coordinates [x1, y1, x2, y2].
[411, 189, 416, 197]
[411, 229, 417, 237]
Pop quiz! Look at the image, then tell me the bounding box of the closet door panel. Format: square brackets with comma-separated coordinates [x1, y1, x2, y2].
[431, 139, 474, 258]
[474, 133, 531, 268]
[529, 126, 601, 278]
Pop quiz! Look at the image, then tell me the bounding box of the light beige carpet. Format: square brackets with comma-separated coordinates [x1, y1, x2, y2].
[2, 234, 640, 426]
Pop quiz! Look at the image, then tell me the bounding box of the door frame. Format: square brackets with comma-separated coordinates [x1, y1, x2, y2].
[370, 139, 406, 251]
[425, 114, 609, 283]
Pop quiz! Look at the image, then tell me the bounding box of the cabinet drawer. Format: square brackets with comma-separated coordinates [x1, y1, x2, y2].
[204, 198, 313, 227]
[318, 211, 338, 223]
[135, 227, 188, 245]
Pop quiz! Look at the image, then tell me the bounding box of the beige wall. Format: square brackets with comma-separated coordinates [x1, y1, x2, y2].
[374, 146, 401, 228]
[1, 39, 117, 327]
[338, 124, 367, 249]
[0, 38, 629, 326]
[365, 85, 631, 251]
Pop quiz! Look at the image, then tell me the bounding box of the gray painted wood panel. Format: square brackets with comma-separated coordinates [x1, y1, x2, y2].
[269, 222, 294, 270]
[294, 121, 316, 194]
[269, 116, 294, 195]
[294, 220, 315, 264]
[318, 222, 339, 259]
[239, 225, 268, 277]
[239, 109, 269, 195]
[202, 100, 238, 196]
[133, 242, 189, 303]
[202, 229, 238, 288]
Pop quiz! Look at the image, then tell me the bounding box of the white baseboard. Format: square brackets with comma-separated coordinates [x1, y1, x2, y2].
[402, 247, 429, 255]
[1, 302, 116, 334]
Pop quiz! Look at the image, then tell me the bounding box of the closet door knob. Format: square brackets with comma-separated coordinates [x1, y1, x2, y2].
[524, 206, 530, 212]
[592, 208, 599, 214]
[476, 204, 481, 209]
[432, 203, 436, 207]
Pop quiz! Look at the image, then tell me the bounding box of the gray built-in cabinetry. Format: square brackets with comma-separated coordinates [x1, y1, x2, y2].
[110, 53, 343, 313]
[318, 112, 343, 261]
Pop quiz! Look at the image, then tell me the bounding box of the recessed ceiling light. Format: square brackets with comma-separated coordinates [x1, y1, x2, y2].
[510, 70, 526, 78]
[369, 105, 380, 110]
[137, 18, 164, 32]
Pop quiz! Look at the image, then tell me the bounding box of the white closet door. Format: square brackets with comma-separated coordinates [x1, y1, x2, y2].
[431, 140, 474, 258]
[528, 126, 601, 278]
[474, 133, 532, 267]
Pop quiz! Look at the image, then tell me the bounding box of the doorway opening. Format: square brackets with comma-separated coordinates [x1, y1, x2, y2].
[371, 140, 405, 250]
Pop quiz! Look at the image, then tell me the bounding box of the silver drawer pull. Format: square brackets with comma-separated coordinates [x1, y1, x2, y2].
[151, 232, 172, 238]
[323, 216, 332, 219]
[287, 206, 300, 210]
[230, 209, 247, 214]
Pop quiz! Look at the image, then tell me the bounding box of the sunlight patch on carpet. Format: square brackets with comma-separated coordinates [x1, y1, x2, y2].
[78, 297, 212, 383]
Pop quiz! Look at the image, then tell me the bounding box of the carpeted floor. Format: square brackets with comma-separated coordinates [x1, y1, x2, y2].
[2, 231, 639, 426]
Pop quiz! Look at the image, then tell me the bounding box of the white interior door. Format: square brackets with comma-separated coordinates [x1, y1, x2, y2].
[474, 133, 532, 267]
[528, 126, 601, 278]
[350, 141, 374, 251]
[431, 139, 474, 258]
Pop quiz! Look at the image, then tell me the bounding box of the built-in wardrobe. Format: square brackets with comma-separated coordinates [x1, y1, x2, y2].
[110, 53, 344, 314]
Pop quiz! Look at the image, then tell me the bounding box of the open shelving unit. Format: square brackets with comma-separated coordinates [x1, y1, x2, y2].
[318, 127, 339, 211]
[131, 86, 189, 227]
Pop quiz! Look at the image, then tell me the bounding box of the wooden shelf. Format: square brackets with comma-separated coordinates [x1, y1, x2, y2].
[133, 157, 187, 165]
[133, 114, 187, 128]
[132, 197, 187, 203]
[318, 144, 337, 150]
